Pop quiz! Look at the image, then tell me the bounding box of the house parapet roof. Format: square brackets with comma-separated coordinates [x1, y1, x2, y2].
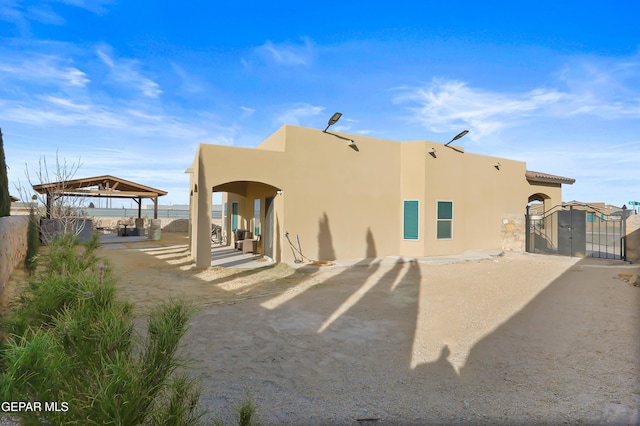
[526, 170, 575, 185]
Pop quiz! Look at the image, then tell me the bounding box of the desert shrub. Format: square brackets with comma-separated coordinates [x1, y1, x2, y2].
[0, 233, 204, 425]
[211, 395, 261, 426]
[24, 209, 41, 274]
[235, 396, 261, 426]
[4, 233, 107, 337]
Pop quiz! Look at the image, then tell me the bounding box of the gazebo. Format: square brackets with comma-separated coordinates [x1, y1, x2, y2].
[32, 175, 167, 219]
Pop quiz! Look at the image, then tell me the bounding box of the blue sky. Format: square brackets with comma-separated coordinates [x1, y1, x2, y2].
[1, 0, 639, 208]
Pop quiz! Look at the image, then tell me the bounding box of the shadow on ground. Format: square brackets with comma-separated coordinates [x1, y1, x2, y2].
[94, 232, 640, 424]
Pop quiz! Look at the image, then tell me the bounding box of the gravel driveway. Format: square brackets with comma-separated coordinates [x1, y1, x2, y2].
[180, 252, 640, 425]
[3, 235, 639, 425]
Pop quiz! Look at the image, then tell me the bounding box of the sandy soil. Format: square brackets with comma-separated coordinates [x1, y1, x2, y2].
[2, 233, 639, 425]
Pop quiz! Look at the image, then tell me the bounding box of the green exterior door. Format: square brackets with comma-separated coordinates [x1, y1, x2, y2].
[231, 202, 238, 231]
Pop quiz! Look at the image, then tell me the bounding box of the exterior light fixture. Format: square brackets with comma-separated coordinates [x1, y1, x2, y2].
[322, 111, 358, 152]
[324, 112, 342, 131]
[494, 162, 501, 170]
[444, 130, 469, 146]
[429, 147, 437, 158]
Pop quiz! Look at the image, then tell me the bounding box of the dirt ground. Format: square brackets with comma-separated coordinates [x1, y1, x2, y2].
[2, 232, 640, 425]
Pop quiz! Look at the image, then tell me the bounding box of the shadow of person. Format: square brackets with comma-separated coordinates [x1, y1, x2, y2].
[409, 344, 460, 394]
[431, 344, 458, 381]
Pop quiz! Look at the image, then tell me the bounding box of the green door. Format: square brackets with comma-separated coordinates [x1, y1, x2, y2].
[232, 202, 238, 231]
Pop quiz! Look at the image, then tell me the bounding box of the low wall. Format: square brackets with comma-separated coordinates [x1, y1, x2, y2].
[89, 217, 221, 233]
[626, 215, 640, 263]
[501, 214, 525, 252]
[0, 216, 29, 292]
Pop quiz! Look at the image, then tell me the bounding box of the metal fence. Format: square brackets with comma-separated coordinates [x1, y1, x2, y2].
[526, 204, 626, 260]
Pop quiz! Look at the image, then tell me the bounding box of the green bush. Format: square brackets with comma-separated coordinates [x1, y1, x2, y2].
[235, 396, 261, 426]
[0, 129, 10, 217]
[24, 209, 41, 274]
[211, 395, 261, 426]
[1, 233, 204, 425]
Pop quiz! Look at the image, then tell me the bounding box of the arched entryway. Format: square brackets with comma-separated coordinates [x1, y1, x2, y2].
[527, 192, 552, 215]
[212, 181, 282, 262]
[525, 192, 555, 255]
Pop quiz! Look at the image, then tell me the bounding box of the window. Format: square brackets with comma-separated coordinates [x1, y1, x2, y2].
[437, 201, 453, 239]
[587, 212, 605, 223]
[403, 200, 419, 240]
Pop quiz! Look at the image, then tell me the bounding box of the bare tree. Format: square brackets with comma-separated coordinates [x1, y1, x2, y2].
[15, 152, 88, 244]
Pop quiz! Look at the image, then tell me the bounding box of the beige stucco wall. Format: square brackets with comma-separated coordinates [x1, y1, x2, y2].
[193, 126, 404, 264]
[420, 143, 527, 255]
[399, 142, 426, 257]
[0, 216, 29, 292]
[189, 125, 568, 267]
[625, 215, 640, 263]
[279, 126, 402, 262]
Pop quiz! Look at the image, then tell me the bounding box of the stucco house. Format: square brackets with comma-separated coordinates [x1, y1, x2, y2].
[188, 125, 574, 268]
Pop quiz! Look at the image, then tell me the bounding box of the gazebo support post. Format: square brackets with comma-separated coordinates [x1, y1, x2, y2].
[133, 197, 142, 218]
[153, 196, 158, 219]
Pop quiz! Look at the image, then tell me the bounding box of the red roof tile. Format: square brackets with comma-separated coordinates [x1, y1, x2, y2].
[525, 170, 575, 185]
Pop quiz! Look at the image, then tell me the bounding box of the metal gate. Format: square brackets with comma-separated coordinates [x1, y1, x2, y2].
[526, 204, 626, 260]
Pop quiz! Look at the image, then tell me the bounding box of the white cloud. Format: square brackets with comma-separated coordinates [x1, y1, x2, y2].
[0, 54, 89, 87]
[55, 0, 113, 14]
[96, 49, 114, 67]
[0, 92, 239, 143]
[0, 97, 123, 127]
[555, 59, 640, 119]
[240, 106, 255, 119]
[0, 0, 112, 34]
[275, 103, 325, 126]
[171, 63, 206, 95]
[97, 47, 162, 98]
[254, 38, 314, 66]
[0, 0, 23, 24]
[0, 1, 62, 34]
[40, 95, 90, 111]
[393, 62, 640, 138]
[26, 4, 66, 25]
[393, 79, 566, 137]
[490, 140, 640, 208]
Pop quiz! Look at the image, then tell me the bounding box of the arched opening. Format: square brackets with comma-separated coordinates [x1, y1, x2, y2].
[527, 193, 553, 217]
[212, 180, 282, 261]
[526, 192, 556, 254]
